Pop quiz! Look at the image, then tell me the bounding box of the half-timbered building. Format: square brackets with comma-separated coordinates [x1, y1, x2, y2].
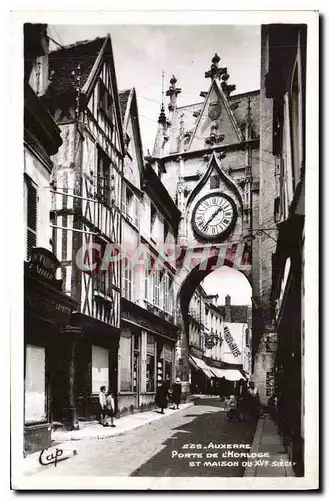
[23, 24, 77, 454]
[118, 88, 181, 414]
[43, 36, 124, 425]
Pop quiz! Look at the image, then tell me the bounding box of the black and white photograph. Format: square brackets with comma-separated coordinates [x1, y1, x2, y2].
[10, 8, 318, 490]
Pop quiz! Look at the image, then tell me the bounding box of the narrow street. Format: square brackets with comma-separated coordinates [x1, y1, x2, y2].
[31, 398, 257, 478]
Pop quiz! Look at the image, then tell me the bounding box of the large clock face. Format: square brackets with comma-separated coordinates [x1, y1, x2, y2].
[192, 193, 237, 241]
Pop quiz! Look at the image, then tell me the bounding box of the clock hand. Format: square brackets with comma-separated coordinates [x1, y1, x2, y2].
[202, 207, 222, 229]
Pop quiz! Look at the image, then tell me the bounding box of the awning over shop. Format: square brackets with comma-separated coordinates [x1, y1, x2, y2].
[210, 366, 245, 381]
[189, 355, 215, 379]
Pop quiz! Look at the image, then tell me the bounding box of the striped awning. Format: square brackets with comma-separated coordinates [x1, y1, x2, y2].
[209, 366, 245, 382]
[189, 355, 215, 379]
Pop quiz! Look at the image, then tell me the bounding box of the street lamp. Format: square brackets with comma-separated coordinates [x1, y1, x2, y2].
[243, 229, 278, 243]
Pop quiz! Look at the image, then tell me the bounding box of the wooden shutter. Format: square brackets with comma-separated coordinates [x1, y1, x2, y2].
[24, 175, 37, 259]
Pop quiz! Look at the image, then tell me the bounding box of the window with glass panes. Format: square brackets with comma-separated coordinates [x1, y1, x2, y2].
[153, 270, 160, 307]
[98, 80, 113, 121]
[146, 333, 155, 392]
[163, 273, 169, 312]
[93, 236, 107, 294]
[164, 344, 173, 383]
[97, 146, 111, 206]
[124, 258, 133, 301]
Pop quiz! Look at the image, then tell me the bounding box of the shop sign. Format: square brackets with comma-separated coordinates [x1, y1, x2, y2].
[224, 326, 241, 357]
[122, 309, 178, 341]
[266, 368, 275, 396]
[25, 291, 72, 325]
[28, 248, 60, 283]
[205, 333, 217, 349]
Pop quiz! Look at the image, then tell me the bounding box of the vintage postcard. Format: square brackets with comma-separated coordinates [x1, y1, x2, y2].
[10, 8, 319, 490]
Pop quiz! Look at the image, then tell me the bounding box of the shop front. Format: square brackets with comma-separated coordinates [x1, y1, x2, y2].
[24, 248, 77, 455]
[119, 298, 178, 415]
[69, 313, 120, 423]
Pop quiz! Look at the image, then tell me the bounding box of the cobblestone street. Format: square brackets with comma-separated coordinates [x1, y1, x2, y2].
[29, 398, 257, 478]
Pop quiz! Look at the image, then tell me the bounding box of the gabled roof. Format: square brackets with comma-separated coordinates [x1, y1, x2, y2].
[44, 37, 106, 99]
[119, 87, 145, 178]
[187, 77, 244, 151]
[43, 35, 125, 154]
[217, 305, 249, 323]
[118, 89, 131, 123]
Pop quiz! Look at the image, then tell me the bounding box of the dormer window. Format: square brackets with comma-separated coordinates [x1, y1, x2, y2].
[98, 80, 113, 121]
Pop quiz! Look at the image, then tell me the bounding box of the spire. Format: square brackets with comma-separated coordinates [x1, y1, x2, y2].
[158, 71, 167, 124]
[158, 103, 167, 124]
[244, 96, 252, 140]
[153, 71, 169, 156]
[166, 74, 181, 112]
[205, 53, 236, 97]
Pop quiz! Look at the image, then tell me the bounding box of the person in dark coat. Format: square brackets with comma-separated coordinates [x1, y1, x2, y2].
[247, 381, 260, 419]
[155, 380, 168, 414]
[172, 378, 182, 409]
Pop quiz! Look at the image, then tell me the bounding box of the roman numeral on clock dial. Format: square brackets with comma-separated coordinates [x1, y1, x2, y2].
[193, 194, 236, 239]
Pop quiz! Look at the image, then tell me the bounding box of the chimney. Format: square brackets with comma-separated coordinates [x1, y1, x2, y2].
[225, 294, 231, 322]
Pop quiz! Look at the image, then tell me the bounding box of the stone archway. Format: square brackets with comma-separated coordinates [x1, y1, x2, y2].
[173, 241, 252, 394]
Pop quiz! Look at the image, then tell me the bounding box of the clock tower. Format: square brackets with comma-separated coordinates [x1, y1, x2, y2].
[150, 54, 262, 398]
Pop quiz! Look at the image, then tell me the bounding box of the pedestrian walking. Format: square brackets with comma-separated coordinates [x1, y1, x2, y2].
[247, 381, 260, 419]
[235, 378, 248, 421]
[172, 377, 182, 409]
[155, 380, 168, 414]
[103, 390, 116, 427]
[98, 385, 107, 425]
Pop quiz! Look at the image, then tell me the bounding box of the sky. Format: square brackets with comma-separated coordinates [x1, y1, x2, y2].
[201, 266, 252, 305]
[48, 24, 259, 305]
[49, 24, 260, 155]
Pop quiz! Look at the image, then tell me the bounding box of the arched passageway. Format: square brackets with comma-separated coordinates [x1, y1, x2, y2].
[175, 249, 252, 394]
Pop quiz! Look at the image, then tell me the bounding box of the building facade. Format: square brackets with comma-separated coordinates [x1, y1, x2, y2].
[260, 23, 306, 477]
[188, 288, 251, 395]
[118, 88, 180, 414]
[150, 58, 258, 397]
[43, 36, 124, 426]
[23, 24, 77, 454]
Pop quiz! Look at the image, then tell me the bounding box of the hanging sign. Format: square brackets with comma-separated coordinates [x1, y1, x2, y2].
[28, 247, 60, 283]
[224, 326, 241, 357]
[205, 333, 217, 349]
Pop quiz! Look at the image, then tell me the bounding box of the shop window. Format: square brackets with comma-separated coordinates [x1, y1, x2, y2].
[164, 344, 173, 383]
[133, 334, 140, 393]
[24, 174, 38, 260]
[120, 330, 132, 392]
[25, 345, 46, 423]
[91, 345, 109, 394]
[146, 333, 156, 393]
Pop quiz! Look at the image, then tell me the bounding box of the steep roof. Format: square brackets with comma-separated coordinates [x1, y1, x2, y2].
[44, 37, 106, 99]
[217, 305, 249, 323]
[118, 89, 131, 122]
[164, 89, 260, 156]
